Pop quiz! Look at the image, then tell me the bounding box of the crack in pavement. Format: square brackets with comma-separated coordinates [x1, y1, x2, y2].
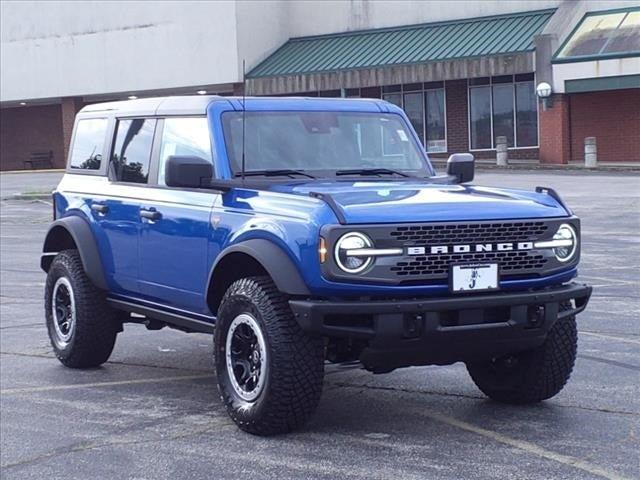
[0, 419, 230, 470]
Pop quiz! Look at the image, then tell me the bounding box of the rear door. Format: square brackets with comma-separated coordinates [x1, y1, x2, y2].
[138, 116, 218, 314]
[94, 117, 157, 294]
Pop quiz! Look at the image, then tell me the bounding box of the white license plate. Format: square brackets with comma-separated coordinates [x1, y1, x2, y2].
[451, 263, 499, 293]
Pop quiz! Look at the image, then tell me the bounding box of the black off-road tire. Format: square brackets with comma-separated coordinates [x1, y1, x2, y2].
[214, 276, 325, 435]
[45, 250, 119, 368]
[466, 304, 577, 404]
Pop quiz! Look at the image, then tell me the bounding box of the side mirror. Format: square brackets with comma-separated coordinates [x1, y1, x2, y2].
[165, 155, 213, 188]
[446, 153, 474, 183]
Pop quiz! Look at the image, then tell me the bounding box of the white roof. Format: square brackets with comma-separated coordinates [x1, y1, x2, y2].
[79, 95, 223, 116]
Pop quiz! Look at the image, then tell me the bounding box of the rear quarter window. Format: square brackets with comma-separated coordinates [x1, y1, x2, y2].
[69, 118, 108, 170]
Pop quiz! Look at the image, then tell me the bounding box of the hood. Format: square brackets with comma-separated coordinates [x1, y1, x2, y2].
[268, 180, 569, 224]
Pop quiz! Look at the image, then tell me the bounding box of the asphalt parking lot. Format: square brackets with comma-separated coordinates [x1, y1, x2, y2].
[1, 170, 639, 480]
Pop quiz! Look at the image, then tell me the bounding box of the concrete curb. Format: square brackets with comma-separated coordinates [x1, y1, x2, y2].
[5, 193, 52, 201]
[0, 169, 65, 175]
[430, 162, 640, 173]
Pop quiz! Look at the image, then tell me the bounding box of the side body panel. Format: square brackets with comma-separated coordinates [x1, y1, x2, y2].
[138, 189, 219, 314]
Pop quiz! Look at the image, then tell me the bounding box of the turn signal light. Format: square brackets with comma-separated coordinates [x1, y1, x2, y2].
[319, 237, 327, 263]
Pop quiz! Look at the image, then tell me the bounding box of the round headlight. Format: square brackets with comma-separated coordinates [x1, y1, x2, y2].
[553, 224, 577, 262]
[334, 232, 373, 274]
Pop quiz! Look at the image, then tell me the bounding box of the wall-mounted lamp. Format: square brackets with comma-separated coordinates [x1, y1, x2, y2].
[536, 82, 553, 110]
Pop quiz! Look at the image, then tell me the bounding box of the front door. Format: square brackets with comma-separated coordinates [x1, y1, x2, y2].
[138, 117, 218, 314]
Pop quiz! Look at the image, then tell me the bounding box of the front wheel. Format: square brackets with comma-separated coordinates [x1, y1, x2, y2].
[466, 306, 577, 404]
[214, 276, 324, 435]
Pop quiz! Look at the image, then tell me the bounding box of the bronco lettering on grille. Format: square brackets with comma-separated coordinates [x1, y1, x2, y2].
[407, 242, 534, 255]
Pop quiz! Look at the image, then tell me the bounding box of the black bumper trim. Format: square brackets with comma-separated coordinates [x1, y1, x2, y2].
[289, 282, 592, 369]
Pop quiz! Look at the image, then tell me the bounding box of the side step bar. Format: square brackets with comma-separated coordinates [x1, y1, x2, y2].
[107, 298, 215, 334]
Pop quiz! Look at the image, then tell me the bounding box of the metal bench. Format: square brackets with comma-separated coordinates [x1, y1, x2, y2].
[24, 151, 54, 169]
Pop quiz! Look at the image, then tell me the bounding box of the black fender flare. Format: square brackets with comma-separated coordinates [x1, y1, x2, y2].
[41, 216, 108, 290]
[207, 239, 310, 302]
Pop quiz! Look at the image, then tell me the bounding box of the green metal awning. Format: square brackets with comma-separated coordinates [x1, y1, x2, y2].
[248, 9, 555, 78]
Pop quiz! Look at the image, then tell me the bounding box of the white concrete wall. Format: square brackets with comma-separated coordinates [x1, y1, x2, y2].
[285, 0, 561, 37]
[553, 58, 640, 93]
[0, 0, 241, 102]
[2, 0, 565, 102]
[235, 0, 290, 80]
[6, 0, 636, 103]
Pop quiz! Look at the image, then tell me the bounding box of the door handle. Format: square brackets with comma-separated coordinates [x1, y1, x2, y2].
[91, 203, 109, 214]
[140, 208, 162, 221]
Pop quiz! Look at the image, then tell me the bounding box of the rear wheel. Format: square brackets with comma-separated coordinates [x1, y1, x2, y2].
[466, 304, 577, 404]
[214, 276, 324, 435]
[45, 250, 119, 368]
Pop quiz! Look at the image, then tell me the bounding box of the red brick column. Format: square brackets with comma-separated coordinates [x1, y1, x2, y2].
[538, 94, 570, 164]
[444, 79, 469, 155]
[60, 97, 84, 167]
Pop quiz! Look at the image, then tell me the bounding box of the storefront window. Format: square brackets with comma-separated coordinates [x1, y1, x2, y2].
[382, 84, 446, 153]
[492, 83, 514, 147]
[425, 89, 446, 153]
[516, 81, 538, 147]
[382, 93, 402, 108]
[403, 92, 424, 145]
[311, 83, 448, 153]
[469, 86, 492, 149]
[469, 75, 538, 149]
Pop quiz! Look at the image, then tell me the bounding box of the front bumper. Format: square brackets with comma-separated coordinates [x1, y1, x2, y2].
[289, 282, 592, 370]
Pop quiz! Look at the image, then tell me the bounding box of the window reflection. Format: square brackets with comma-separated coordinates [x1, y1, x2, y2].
[158, 117, 212, 186]
[69, 118, 107, 170]
[111, 118, 156, 184]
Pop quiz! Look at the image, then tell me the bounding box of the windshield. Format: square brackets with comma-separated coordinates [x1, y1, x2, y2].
[222, 111, 431, 177]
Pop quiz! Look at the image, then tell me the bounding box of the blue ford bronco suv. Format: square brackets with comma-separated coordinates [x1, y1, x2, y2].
[42, 96, 591, 435]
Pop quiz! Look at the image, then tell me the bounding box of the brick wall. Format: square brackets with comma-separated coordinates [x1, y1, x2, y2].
[569, 88, 640, 163]
[0, 104, 65, 170]
[538, 94, 570, 164]
[61, 97, 85, 161]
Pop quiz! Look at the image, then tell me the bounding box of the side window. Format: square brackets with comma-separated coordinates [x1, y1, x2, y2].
[69, 118, 108, 170]
[111, 118, 156, 184]
[158, 117, 212, 186]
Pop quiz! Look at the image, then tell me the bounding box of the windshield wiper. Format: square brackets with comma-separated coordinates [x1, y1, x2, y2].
[235, 169, 316, 179]
[335, 168, 412, 178]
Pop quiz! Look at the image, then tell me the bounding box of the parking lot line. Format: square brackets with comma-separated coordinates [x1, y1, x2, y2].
[420, 409, 630, 480]
[0, 373, 214, 395]
[578, 354, 640, 371]
[580, 331, 640, 346]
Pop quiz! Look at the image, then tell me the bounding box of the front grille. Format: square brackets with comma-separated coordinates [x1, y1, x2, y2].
[386, 221, 552, 281]
[321, 218, 576, 286]
[391, 251, 547, 277]
[390, 221, 548, 244]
